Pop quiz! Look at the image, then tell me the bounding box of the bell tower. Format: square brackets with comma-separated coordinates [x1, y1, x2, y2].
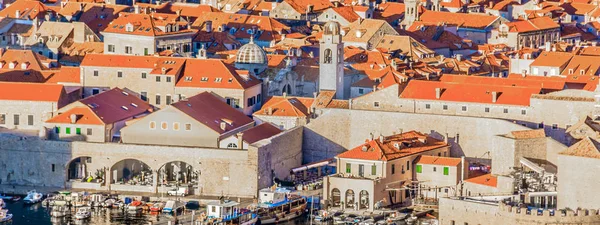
[319, 21, 345, 99]
[402, 0, 420, 27]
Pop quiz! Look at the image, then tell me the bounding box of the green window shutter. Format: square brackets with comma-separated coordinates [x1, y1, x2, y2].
[346, 163, 351, 173]
[444, 167, 449, 175]
[66, 127, 71, 134]
[76, 128, 81, 135]
[416, 165, 422, 173]
[371, 165, 376, 175]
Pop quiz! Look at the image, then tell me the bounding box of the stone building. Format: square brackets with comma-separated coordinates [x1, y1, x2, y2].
[101, 12, 195, 57]
[557, 137, 600, 210]
[488, 17, 561, 49]
[319, 21, 345, 99]
[0, 82, 69, 131]
[322, 131, 450, 211]
[45, 88, 152, 143]
[415, 11, 507, 44]
[342, 19, 399, 50]
[270, 0, 332, 21]
[23, 21, 101, 62]
[414, 156, 463, 200]
[120, 92, 255, 148]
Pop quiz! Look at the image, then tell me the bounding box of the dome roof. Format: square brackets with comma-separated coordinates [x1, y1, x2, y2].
[236, 40, 267, 65]
[323, 21, 341, 36]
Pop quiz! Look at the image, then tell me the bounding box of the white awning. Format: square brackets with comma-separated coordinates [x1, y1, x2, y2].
[291, 159, 335, 173]
[519, 157, 544, 174]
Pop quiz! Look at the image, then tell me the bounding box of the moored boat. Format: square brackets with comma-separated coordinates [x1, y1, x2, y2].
[0, 209, 12, 222]
[23, 190, 43, 204]
[254, 188, 307, 225]
[74, 207, 91, 220]
[150, 202, 165, 212]
[127, 201, 144, 212]
[50, 206, 69, 218]
[201, 200, 258, 225]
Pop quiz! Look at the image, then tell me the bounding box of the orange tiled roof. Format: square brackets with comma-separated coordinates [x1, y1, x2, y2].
[510, 129, 546, 139]
[331, 6, 361, 23]
[254, 96, 314, 117]
[560, 55, 600, 76]
[57, 2, 129, 34]
[242, 122, 282, 144]
[81, 54, 186, 75]
[282, 0, 332, 14]
[416, 155, 462, 166]
[560, 2, 597, 15]
[465, 173, 497, 187]
[0, 0, 52, 20]
[46, 66, 81, 84]
[192, 12, 290, 42]
[441, 74, 565, 91]
[529, 51, 573, 67]
[176, 59, 261, 89]
[560, 137, 600, 159]
[103, 12, 194, 37]
[337, 131, 448, 161]
[0, 82, 65, 102]
[505, 17, 559, 32]
[419, 11, 500, 29]
[46, 106, 104, 125]
[400, 79, 542, 106]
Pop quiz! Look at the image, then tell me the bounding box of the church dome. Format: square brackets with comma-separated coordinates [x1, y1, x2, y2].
[236, 40, 267, 65]
[323, 21, 341, 36]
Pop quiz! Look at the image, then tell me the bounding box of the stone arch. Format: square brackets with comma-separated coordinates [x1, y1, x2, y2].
[110, 159, 153, 185]
[324, 49, 333, 64]
[359, 190, 369, 209]
[345, 189, 355, 209]
[331, 188, 341, 207]
[65, 156, 93, 181]
[282, 84, 292, 95]
[157, 161, 197, 186]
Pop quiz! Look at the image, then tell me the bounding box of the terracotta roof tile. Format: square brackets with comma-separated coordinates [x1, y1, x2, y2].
[103, 12, 194, 37]
[0, 82, 65, 102]
[509, 129, 546, 139]
[78, 88, 152, 124]
[465, 173, 497, 187]
[419, 11, 501, 29]
[560, 137, 600, 159]
[46, 106, 104, 125]
[0, 0, 52, 20]
[254, 96, 313, 117]
[416, 155, 462, 166]
[241, 122, 282, 144]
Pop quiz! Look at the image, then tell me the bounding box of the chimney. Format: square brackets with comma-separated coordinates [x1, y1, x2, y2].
[444, 133, 449, 144]
[455, 54, 462, 61]
[220, 121, 227, 131]
[378, 134, 384, 143]
[489, 1, 494, 8]
[205, 20, 213, 32]
[521, 70, 527, 77]
[70, 114, 78, 124]
[545, 42, 551, 51]
[460, 156, 466, 183]
[236, 132, 243, 149]
[267, 107, 273, 115]
[134, 5, 140, 14]
[15, 10, 20, 18]
[492, 91, 498, 103]
[161, 67, 167, 75]
[282, 92, 287, 98]
[361, 145, 368, 152]
[369, 132, 374, 140]
[281, 33, 286, 41]
[435, 87, 442, 99]
[79, 3, 84, 11]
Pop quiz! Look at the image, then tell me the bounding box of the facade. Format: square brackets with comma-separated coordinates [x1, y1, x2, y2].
[322, 131, 450, 211]
[414, 156, 463, 200]
[101, 12, 194, 57]
[557, 137, 600, 210]
[0, 82, 69, 131]
[120, 92, 255, 148]
[270, 0, 332, 21]
[488, 17, 560, 49]
[23, 21, 101, 61]
[342, 19, 399, 50]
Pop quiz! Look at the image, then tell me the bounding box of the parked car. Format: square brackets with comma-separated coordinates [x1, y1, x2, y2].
[167, 187, 187, 196]
[185, 200, 200, 210]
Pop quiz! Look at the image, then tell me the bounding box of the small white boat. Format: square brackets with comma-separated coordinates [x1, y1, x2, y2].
[74, 207, 91, 220]
[50, 207, 69, 218]
[127, 201, 144, 212]
[23, 190, 43, 204]
[0, 209, 12, 222]
[102, 199, 116, 208]
[162, 200, 184, 213]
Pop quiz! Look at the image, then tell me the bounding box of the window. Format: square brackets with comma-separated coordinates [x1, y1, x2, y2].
[156, 94, 161, 105]
[346, 163, 351, 173]
[371, 165, 376, 175]
[257, 94, 262, 103]
[485, 107, 490, 113]
[144, 48, 149, 56]
[407, 161, 410, 170]
[552, 124, 558, 130]
[125, 46, 132, 54]
[521, 109, 526, 115]
[416, 165, 422, 173]
[462, 106, 467, 111]
[161, 122, 168, 130]
[76, 128, 81, 135]
[92, 88, 100, 95]
[425, 104, 431, 109]
[0, 114, 5, 124]
[166, 95, 172, 105]
[52, 164, 55, 172]
[538, 123, 544, 129]
[156, 76, 161, 82]
[166, 77, 172, 82]
[27, 115, 33, 126]
[374, 102, 380, 108]
[93, 70, 99, 76]
[185, 123, 192, 131]
[433, 167, 437, 172]
[173, 122, 180, 131]
[66, 127, 71, 134]
[359, 88, 364, 94]
[55, 127, 60, 134]
[503, 108, 508, 114]
[142, 72, 147, 79]
[443, 105, 448, 110]
[87, 128, 92, 135]
[13, 114, 19, 125]
[108, 44, 115, 52]
[443, 167, 449, 175]
[150, 121, 156, 129]
[227, 143, 238, 148]
[391, 164, 395, 174]
[141, 92, 147, 101]
[117, 71, 123, 78]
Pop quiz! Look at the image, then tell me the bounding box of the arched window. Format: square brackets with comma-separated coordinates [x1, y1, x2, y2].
[324, 49, 332, 64]
[359, 190, 369, 209]
[149, 121, 156, 129]
[345, 189, 355, 209]
[331, 188, 341, 207]
[227, 143, 237, 148]
[282, 84, 292, 95]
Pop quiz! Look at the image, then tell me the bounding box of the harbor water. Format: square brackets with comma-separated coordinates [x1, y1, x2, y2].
[3, 200, 311, 225]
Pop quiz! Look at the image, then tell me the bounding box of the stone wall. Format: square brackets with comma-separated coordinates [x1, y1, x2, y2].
[252, 126, 303, 190]
[439, 197, 600, 225]
[557, 154, 600, 210]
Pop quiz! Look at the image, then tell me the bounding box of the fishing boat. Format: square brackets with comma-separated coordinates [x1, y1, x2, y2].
[0, 209, 12, 222]
[201, 200, 258, 225]
[74, 207, 91, 220]
[254, 188, 307, 224]
[23, 190, 43, 204]
[127, 201, 144, 212]
[162, 200, 184, 213]
[102, 198, 116, 208]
